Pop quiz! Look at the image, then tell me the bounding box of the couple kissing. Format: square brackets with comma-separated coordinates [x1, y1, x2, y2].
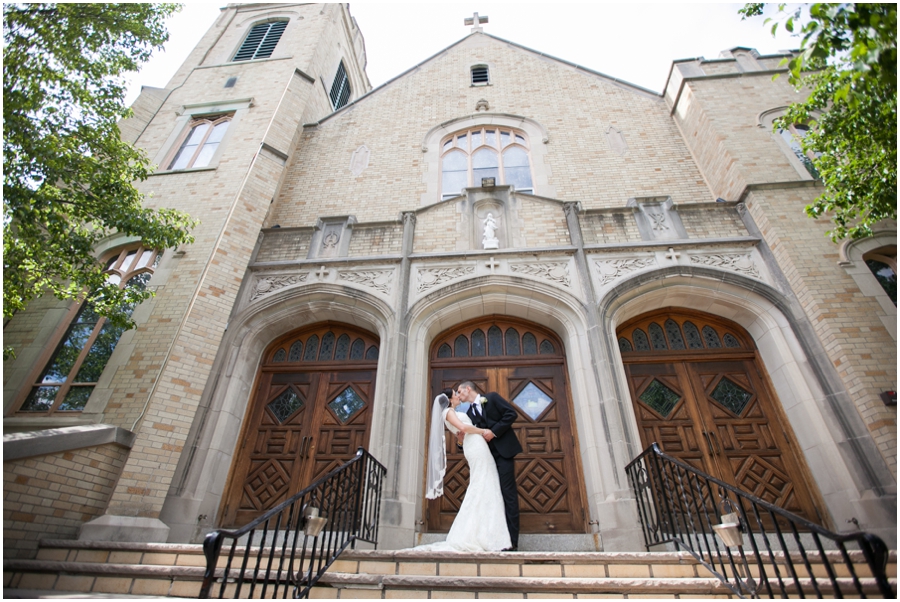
[421, 381, 522, 552]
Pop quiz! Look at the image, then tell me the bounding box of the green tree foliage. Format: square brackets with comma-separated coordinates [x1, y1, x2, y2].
[3, 3, 197, 359]
[741, 3, 897, 240]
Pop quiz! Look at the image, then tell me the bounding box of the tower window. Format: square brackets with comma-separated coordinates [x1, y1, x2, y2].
[233, 21, 287, 62]
[329, 61, 351, 110]
[167, 114, 232, 170]
[16, 247, 160, 414]
[440, 127, 533, 199]
[778, 124, 820, 179]
[471, 65, 489, 85]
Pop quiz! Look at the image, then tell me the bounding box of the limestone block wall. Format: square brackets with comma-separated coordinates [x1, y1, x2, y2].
[745, 186, 897, 474]
[271, 33, 712, 229]
[3, 444, 128, 558]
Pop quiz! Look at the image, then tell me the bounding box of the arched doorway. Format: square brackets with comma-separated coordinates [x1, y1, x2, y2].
[617, 309, 822, 522]
[427, 316, 588, 533]
[221, 322, 379, 527]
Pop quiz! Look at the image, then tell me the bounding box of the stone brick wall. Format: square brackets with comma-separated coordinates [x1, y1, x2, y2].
[678, 204, 748, 239]
[3, 444, 128, 559]
[414, 201, 461, 254]
[517, 199, 570, 248]
[348, 223, 403, 257]
[272, 34, 712, 229]
[255, 228, 314, 263]
[745, 187, 897, 474]
[581, 210, 641, 245]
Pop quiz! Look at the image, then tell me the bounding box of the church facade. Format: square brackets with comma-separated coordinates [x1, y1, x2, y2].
[4, 3, 896, 559]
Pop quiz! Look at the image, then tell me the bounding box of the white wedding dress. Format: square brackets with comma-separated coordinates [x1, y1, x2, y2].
[415, 409, 511, 552]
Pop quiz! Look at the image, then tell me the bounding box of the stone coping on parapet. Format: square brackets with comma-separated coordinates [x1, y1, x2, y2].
[3, 424, 136, 461]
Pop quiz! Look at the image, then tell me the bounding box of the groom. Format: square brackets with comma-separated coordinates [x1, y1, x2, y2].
[456, 381, 522, 551]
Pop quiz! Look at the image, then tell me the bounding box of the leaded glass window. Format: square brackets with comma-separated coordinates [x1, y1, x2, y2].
[440, 127, 534, 200]
[619, 338, 633, 353]
[455, 335, 470, 357]
[334, 334, 351, 360]
[649, 323, 668, 350]
[539, 340, 555, 354]
[267, 388, 304, 423]
[350, 338, 366, 360]
[303, 335, 319, 361]
[437, 343, 452, 358]
[273, 349, 287, 362]
[710, 378, 753, 415]
[633, 328, 650, 351]
[702, 326, 722, 348]
[505, 328, 521, 355]
[365, 346, 379, 360]
[288, 341, 303, 362]
[318, 331, 335, 361]
[664, 319, 686, 350]
[472, 329, 486, 356]
[512, 382, 553, 421]
[683, 321, 703, 349]
[488, 326, 503, 356]
[19, 246, 159, 414]
[522, 332, 537, 355]
[639, 380, 681, 417]
[167, 115, 231, 170]
[329, 387, 365, 423]
[722, 333, 741, 348]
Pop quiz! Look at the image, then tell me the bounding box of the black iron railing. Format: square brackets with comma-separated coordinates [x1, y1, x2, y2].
[626, 443, 894, 599]
[199, 447, 386, 599]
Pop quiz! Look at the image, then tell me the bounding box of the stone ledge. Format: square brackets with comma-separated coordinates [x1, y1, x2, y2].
[340, 549, 701, 564]
[4, 560, 204, 579]
[4, 424, 135, 461]
[40, 539, 204, 554]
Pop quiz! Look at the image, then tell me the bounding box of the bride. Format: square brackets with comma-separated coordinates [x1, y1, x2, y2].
[419, 388, 512, 552]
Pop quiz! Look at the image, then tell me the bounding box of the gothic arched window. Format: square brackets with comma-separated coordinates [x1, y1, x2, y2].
[167, 114, 232, 170]
[440, 127, 533, 199]
[232, 20, 287, 62]
[778, 124, 820, 178]
[864, 246, 897, 306]
[16, 246, 160, 414]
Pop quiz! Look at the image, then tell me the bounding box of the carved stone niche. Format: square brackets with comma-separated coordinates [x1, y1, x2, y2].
[307, 216, 356, 259]
[627, 196, 687, 242]
[457, 185, 522, 251]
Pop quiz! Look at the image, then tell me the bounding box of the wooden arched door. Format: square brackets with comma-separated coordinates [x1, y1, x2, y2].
[427, 316, 588, 534]
[221, 323, 379, 527]
[617, 310, 823, 523]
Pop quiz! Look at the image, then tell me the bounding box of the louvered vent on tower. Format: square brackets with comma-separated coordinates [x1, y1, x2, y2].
[329, 61, 351, 110]
[233, 21, 287, 62]
[471, 65, 489, 84]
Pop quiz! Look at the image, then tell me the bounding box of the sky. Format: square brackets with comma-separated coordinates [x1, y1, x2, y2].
[124, 2, 799, 106]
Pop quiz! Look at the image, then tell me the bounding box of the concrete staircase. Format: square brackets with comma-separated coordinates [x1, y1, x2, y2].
[4, 539, 896, 599]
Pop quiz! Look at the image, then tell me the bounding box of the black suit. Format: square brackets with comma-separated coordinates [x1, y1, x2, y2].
[468, 392, 522, 547]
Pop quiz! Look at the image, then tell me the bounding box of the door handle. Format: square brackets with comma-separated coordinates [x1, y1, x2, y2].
[702, 431, 714, 454]
[298, 436, 308, 459]
[709, 431, 722, 455]
[303, 436, 314, 459]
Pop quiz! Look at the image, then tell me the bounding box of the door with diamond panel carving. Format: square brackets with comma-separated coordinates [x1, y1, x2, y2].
[221, 324, 379, 527]
[427, 317, 588, 534]
[618, 311, 821, 523]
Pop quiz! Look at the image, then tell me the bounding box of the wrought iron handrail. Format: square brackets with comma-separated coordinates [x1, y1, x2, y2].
[626, 443, 894, 599]
[199, 447, 386, 599]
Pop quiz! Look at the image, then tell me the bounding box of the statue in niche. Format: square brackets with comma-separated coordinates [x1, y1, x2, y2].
[482, 213, 499, 250]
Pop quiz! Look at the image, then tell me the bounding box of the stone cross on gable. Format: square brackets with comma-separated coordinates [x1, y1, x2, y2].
[464, 12, 488, 33]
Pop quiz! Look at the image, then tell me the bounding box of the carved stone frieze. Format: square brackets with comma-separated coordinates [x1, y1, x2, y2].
[595, 257, 656, 286]
[690, 253, 760, 279]
[510, 262, 570, 287]
[417, 266, 474, 293]
[250, 273, 308, 301]
[339, 269, 393, 294]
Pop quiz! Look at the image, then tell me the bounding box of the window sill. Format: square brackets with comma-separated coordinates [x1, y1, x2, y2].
[470, 82, 491, 87]
[150, 165, 218, 177]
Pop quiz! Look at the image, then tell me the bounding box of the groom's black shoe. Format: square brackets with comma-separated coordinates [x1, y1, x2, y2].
[501, 546, 517, 552]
